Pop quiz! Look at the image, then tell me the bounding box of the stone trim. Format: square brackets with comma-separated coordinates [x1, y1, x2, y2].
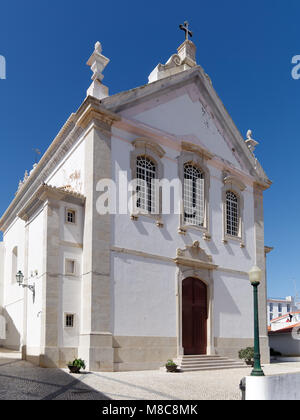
[129, 138, 165, 223]
[221, 172, 245, 246]
[111, 246, 248, 275]
[18, 184, 85, 222]
[176, 266, 215, 357]
[103, 66, 271, 188]
[177, 146, 211, 235]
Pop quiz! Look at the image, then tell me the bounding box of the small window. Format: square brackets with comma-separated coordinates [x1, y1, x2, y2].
[65, 313, 75, 328]
[269, 303, 273, 312]
[278, 303, 282, 314]
[287, 304, 291, 313]
[270, 313, 273, 321]
[65, 259, 76, 275]
[66, 209, 76, 224]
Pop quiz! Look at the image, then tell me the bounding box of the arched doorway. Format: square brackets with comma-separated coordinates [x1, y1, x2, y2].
[182, 277, 207, 355]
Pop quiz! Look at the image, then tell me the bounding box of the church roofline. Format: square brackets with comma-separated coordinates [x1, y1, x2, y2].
[0, 64, 271, 232]
[101, 66, 271, 188]
[0, 96, 117, 232]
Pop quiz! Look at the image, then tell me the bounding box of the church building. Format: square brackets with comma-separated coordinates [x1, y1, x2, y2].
[0, 26, 272, 371]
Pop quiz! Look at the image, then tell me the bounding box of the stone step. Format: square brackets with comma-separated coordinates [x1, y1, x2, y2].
[178, 357, 229, 362]
[180, 364, 248, 372]
[180, 360, 244, 367]
[176, 355, 247, 372]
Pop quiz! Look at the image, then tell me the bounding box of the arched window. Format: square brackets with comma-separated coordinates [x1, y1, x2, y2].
[183, 164, 205, 227]
[136, 156, 157, 213]
[12, 246, 18, 283]
[225, 191, 239, 237]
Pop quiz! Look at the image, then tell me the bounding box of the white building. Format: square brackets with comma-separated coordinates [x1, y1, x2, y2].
[0, 35, 272, 371]
[267, 297, 298, 325]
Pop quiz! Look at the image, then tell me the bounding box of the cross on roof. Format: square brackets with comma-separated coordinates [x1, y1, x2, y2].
[179, 21, 193, 41]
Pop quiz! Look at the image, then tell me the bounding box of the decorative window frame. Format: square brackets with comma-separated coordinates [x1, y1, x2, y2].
[222, 172, 246, 246]
[177, 147, 211, 240]
[130, 138, 165, 227]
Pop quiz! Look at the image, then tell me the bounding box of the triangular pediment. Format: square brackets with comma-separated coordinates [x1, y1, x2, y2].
[102, 67, 270, 186]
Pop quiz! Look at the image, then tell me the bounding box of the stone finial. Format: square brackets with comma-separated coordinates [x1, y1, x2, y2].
[245, 129, 259, 153]
[86, 41, 110, 100]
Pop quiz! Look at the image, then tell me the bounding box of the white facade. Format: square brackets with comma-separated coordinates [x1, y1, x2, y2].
[267, 297, 298, 324]
[0, 39, 272, 371]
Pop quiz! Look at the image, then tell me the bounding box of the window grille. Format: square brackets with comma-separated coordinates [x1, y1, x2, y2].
[226, 191, 239, 236]
[136, 156, 157, 213]
[183, 164, 204, 227]
[65, 314, 75, 328]
[66, 209, 76, 224]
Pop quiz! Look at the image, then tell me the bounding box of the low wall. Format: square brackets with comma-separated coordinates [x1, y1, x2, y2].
[246, 373, 300, 400]
[269, 332, 300, 356]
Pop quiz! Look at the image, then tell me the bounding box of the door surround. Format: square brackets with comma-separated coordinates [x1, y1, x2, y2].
[174, 242, 217, 357]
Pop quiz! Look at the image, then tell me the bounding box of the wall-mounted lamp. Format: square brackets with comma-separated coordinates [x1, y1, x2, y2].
[16, 270, 35, 303]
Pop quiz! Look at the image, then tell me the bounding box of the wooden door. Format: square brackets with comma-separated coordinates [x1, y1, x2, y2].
[182, 277, 207, 355]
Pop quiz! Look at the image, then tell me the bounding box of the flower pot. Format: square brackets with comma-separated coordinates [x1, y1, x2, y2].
[68, 365, 81, 374]
[166, 365, 178, 372]
[245, 360, 254, 367]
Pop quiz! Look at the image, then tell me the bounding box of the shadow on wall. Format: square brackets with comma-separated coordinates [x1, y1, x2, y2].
[0, 309, 21, 350]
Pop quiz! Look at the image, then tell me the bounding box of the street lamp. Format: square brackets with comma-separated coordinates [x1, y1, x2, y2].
[15, 271, 35, 303]
[249, 265, 265, 377]
[16, 270, 24, 286]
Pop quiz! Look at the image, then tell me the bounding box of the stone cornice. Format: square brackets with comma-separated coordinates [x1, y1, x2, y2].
[76, 96, 121, 129]
[18, 184, 85, 222]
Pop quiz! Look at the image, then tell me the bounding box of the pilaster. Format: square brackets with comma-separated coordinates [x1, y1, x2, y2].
[40, 199, 60, 367]
[78, 119, 114, 371]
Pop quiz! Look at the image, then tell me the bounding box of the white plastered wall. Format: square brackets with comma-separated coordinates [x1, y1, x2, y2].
[110, 87, 257, 342]
[1, 218, 26, 350]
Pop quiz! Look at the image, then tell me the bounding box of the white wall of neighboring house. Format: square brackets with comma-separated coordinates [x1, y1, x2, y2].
[267, 297, 298, 325]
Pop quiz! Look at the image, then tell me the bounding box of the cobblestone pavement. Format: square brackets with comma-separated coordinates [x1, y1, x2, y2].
[1, 350, 300, 400]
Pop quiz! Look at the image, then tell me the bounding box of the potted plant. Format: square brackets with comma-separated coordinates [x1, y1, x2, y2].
[67, 358, 86, 374]
[238, 347, 254, 367]
[165, 359, 178, 372]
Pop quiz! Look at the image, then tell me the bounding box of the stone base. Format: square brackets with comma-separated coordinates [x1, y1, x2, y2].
[26, 346, 78, 368]
[214, 336, 270, 364]
[113, 336, 177, 372]
[78, 333, 114, 372]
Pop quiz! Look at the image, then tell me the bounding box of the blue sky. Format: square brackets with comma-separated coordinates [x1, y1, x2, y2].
[0, 0, 299, 298]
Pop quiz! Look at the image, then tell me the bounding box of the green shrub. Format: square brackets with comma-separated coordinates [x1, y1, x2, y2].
[166, 359, 177, 367]
[68, 358, 86, 370]
[238, 347, 254, 362]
